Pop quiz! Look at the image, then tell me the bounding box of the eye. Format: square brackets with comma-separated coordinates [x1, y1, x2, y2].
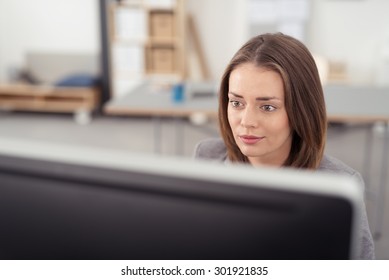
[261, 105, 276, 112]
[229, 100, 243, 108]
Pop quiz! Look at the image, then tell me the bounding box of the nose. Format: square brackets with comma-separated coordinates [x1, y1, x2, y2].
[240, 106, 258, 128]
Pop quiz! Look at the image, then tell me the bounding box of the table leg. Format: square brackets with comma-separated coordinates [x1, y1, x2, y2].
[373, 122, 389, 239]
[363, 124, 373, 195]
[153, 116, 162, 154]
[175, 117, 184, 155]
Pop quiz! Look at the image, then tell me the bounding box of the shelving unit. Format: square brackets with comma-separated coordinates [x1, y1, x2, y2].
[0, 84, 99, 124]
[106, 0, 186, 98]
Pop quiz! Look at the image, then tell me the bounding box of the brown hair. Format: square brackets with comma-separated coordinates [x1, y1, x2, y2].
[219, 33, 327, 169]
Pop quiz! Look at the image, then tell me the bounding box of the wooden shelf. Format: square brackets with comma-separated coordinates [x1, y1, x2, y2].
[107, 0, 186, 98]
[0, 84, 99, 113]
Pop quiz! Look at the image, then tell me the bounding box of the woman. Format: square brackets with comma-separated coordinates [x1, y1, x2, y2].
[194, 33, 374, 259]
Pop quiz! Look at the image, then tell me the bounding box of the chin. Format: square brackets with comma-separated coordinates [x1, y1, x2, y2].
[237, 145, 260, 158]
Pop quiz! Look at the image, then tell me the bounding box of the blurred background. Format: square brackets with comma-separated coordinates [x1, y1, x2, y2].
[0, 0, 388, 259]
[1, 0, 389, 86]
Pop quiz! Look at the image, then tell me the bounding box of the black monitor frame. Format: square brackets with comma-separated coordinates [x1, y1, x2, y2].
[0, 138, 362, 260]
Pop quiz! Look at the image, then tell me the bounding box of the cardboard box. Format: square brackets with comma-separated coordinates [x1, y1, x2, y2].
[149, 11, 174, 38]
[148, 47, 175, 73]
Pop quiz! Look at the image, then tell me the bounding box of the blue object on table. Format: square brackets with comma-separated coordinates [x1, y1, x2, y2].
[172, 83, 185, 103]
[54, 74, 100, 87]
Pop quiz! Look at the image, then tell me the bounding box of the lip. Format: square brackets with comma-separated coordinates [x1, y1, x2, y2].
[239, 135, 264, 144]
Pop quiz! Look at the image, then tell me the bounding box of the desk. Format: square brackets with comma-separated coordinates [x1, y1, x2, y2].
[325, 84, 389, 123]
[104, 83, 218, 154]
[105, 83, 389, 121]
[104, 83, 218, 118]
[105, 82, 389, 238]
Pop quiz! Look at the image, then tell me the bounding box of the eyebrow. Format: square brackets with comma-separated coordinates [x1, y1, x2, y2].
[228, 92, 280, 101]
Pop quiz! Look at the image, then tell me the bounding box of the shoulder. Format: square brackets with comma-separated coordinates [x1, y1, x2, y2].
[319, 155, 375, 259]
[318, 154, 360, 178]
[318, 155, 365, 199]
[193, 138, 228, 161]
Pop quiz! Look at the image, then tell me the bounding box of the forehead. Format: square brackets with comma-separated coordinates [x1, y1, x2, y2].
[229, 63, 284, 99]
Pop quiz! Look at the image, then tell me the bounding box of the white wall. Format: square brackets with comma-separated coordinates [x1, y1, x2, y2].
[0, 0, 99, 82]
[0, 0, 387, 86]
[187, 0, 389, 86]
[186, 0, 248, 81]
[308, 0, 389, 85]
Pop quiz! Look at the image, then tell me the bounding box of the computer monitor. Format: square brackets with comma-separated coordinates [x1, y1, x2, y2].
[0, 138, 362, 260]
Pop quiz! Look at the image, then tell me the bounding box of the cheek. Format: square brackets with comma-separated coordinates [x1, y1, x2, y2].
[226, 114, 235, 135]
[227, 109, 239, 128]
[265, 113, 290, 133]
[276, 115, 291, 134]
[227, 108, 234, 124]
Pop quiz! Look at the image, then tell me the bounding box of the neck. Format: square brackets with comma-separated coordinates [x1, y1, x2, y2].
[248, 155, 286, 168]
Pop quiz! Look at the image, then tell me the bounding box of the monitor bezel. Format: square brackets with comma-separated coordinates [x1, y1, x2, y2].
[0, 137, 363, 259]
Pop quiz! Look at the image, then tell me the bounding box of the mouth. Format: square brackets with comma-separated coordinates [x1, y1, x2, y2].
[239, 135, 264, 145]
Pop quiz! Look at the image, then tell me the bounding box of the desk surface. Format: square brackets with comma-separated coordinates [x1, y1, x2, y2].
[104, 83, 218, 118]
[104, 83, 389, 122]
[325, 84, 389, 123]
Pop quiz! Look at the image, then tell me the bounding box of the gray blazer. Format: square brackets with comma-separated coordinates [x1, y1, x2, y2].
[194, 138, 375, 259]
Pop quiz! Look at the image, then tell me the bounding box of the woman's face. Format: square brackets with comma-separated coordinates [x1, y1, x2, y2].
[227, 63, 292, 167]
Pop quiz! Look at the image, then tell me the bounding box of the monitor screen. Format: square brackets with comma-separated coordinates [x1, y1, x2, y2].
[0, 138, 361, 260]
